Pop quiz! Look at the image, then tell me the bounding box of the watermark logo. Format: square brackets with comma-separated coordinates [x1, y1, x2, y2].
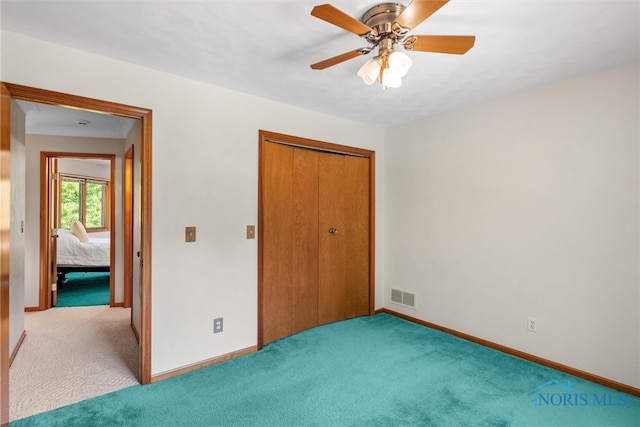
[530, 380, 628, 409]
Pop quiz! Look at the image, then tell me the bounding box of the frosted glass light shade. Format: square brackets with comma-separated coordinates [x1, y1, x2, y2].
[387, 51, 412, 77]
[381, 68, 403, 89]
[357, 58, 381, 85]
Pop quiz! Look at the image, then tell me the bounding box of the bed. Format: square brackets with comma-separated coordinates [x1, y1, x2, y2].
[56, 227, 110, 285]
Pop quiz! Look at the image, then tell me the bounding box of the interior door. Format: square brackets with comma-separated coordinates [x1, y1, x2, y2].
[48, 158, 59, 307]
[261, 140, 370, 345]
[124, 146, 133, 309]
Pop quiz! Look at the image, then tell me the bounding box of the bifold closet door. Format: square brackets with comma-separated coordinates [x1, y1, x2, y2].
[318, 151, 369, 325]
[262, 141, 370, 344]
[262, 142, 319, 344]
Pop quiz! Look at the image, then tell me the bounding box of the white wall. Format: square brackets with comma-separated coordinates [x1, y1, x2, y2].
[9, 100, 25, 355]
[58, 158, 110, 180]
[1, 31, 386, 375]
[385, 61, 639, 388]
[23, 134, 126, 306]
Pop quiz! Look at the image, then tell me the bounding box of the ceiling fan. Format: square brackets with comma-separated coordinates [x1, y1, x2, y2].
[310, 0, 475, 89]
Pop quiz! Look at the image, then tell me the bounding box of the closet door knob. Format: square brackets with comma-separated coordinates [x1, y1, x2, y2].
[329, 228, 338, 234]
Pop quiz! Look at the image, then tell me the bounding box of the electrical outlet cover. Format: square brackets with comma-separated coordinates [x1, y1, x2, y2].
[214, 317, 223, 333]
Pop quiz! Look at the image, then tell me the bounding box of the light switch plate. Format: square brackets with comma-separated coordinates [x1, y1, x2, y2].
[246, 225, 255, 239]
[185, 226, 196, 242]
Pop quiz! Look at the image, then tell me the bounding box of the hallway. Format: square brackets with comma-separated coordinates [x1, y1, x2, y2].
[9, 306, 138, 421]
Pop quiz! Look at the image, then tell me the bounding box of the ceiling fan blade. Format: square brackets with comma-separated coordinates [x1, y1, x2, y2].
[395, 0, 449, 31]
[310, 49, 365, 70]
[404, 35, 475, 54]
[311, 4, 373, 36]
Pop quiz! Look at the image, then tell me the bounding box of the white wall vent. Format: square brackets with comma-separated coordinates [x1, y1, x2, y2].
[390, 288, 416, 309]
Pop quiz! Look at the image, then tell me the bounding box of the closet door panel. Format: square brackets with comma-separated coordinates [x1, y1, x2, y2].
[343, 155, 370, 319]
[262, 142, 295, 343]
[318, 152, 347, 325]
[290, 148, 319, 334]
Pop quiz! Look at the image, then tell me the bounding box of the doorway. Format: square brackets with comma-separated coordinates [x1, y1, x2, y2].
[257, 130, 376, 348]
[40, 154, 116, 310]
[0, 82, 153, 425]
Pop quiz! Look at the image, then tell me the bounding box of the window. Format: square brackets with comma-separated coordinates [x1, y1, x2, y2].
[59, 175, 110, 231]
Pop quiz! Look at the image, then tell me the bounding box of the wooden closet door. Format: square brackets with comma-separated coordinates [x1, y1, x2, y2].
[318, 152, 370, 325]
[262, 142, 319, 344]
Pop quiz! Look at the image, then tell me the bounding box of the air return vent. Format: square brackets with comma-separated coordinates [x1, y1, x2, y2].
[390, 288, 416, 309]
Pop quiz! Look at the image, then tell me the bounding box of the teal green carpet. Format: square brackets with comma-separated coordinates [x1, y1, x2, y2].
[55, 272, 110, 307]
[11, 314, 638, 426]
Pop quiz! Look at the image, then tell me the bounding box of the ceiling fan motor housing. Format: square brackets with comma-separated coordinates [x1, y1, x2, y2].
[362, 3, 408, 43]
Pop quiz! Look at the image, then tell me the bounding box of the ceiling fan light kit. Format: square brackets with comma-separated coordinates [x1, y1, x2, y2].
[356, 35, 414, 88]
[310, 0, 475, 90]
[357, 50, 413, 89]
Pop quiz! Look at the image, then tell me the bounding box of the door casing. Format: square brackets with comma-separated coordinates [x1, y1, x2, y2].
[47, 157, 60, 307]
[0, 82, 153, 425]
[1, 82, 11, 427]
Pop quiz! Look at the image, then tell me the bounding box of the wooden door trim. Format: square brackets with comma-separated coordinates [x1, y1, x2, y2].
[261, 130, 375, 158]
[0, 83, 153, 405]
[123, 145, 133, 309]
[257, 130, 376, 350]
[0, 82, 11, 427]
[39, 152, 116, 309]
[44, 157, 59, 308]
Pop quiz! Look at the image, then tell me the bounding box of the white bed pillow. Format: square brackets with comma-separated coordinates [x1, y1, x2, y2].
[70, 221, 89, 243]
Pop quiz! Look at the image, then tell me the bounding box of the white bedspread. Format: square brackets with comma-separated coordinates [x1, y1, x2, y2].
[57, 229, 110, 266]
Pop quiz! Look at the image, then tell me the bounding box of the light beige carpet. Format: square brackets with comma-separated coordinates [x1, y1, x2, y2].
[9, 306, 139, 421]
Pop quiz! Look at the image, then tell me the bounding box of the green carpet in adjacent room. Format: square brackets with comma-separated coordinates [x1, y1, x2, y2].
[11, 314, 638, 426]
[55, 272, 110, 307]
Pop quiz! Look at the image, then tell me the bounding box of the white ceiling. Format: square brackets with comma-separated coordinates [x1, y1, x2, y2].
[2, 0, 639, 129]
[15, 100, 137, 139]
